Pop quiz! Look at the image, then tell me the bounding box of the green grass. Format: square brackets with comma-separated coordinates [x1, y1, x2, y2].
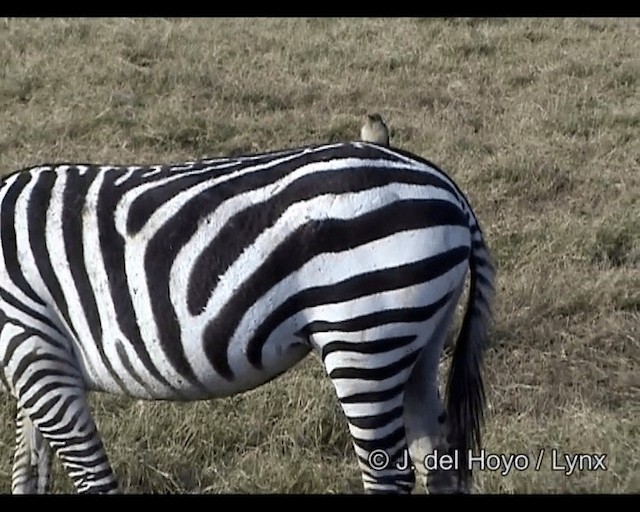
[0, 17, 638, 494]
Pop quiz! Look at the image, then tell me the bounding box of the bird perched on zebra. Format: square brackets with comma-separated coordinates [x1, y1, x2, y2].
[360, 113, 390, 146]
[0, 141, 495, 494]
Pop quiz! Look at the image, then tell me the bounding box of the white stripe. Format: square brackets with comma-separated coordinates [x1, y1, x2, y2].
[348, 416, 405, 442]
[81, 171, 171, 395]
[114, 149, 316, 239]
[342, 394, 405, 418]
[176, 183, 464, 383]
[0, 177, 54, 318]
[46, 171, 127, 394]
[242, 235, 468, 380]
[13, 169, 55, 308]
[114, 166, 141, 186]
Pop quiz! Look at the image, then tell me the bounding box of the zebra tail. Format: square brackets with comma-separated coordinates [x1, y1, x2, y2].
[444, 223, 495, 490]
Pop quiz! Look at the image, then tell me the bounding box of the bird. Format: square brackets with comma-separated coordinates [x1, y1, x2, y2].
[360, 113, 390, 146]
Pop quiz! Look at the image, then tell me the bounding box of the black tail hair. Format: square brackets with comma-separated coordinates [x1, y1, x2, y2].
[445, 227, 495, 490]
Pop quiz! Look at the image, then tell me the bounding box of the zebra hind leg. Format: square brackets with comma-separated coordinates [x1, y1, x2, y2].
[318, 335, 424, 494]
[403, 285, 468, 494]
[12, 407, 52, 494]
[6, 329, 119, 494]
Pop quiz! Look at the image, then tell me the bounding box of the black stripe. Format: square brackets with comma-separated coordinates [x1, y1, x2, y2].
[60, 454, 109, 472]
[83, 470, 116, 486]
[472, 239, 485, 250]
[329, 350, 421, 381]
[46, 424, 97, 441]
[58, 445, 103, 459]
[361, 473, 415, 489]
[12, 352, 72, 385]
[28, 171, 80, 345]
[2, 319, 68, 362]
[64, 454, 109, 469]
[142, 150, 352, 385]
[35, 395, 77, 429]
[352, 426, 406, 453]
[126, 147, 319, 235]
[18, 369, 76, 400]
[187, 167, 460, 315]
[475, 270, 493, 290]
[127, 166, 220, 235]
[392, 147, 493, 274]
[23, 387, 75, 418]
[357, 446, 412, 473]
[0, 172, 44, 306]
[339, 383, 405, 404]
[62, 169, 103, 356]
[302, 291, 453, 336]
[95, 170, 181, 393]
[2, 330, 39, 367]
[115, 340, 157, 397]
[391, 145, 477, 215]
[321, 336, 417, 360]
[62, 167, 131, 394]
[347, 405, 404, 430]
[79, 421, 94, 438]
[249, 246, 469, 367]
[125, 158, 284, 235]
[204, 200, 465, 380]
[27, 394, 63, 422]
[79, 478, 117, 494]
[0, 289, 60, 334]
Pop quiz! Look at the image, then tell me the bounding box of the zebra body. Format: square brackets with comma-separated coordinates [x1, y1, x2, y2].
[0, 142, 494, 493]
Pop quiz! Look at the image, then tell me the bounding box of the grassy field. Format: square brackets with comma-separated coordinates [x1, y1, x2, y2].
[0, 18, 638, 494]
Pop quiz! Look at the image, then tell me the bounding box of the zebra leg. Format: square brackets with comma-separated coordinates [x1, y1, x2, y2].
[403, 285, 467, 494]
[20, 383, 119, 494]
[335, 382, 415, 494]
[3, 326, 119, 494]
[33, 420, 52, 494]
[30, 408, 53, 494]
[12, 407, 37, 494]
[320, 339, 418, 494]
[12, 407, 52, 494]
[20, 385, 119, 494]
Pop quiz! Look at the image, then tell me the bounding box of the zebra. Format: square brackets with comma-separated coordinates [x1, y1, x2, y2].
[0, 141, 495, 494]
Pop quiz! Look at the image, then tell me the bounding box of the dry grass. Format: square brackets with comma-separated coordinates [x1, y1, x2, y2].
[0, 17, 638, 494]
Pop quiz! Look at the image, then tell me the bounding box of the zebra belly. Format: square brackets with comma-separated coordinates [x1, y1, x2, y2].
[73, 325, 312, 401]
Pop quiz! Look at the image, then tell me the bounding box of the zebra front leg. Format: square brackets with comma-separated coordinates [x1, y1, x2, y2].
[5, 330, 119, 494]
[12, 407, 52, 494]
[20, 383, 119, 494]
[32, 418, 52, 494]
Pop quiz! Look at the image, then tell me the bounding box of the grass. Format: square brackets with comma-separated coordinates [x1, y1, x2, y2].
[0, 17, 638, 494]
